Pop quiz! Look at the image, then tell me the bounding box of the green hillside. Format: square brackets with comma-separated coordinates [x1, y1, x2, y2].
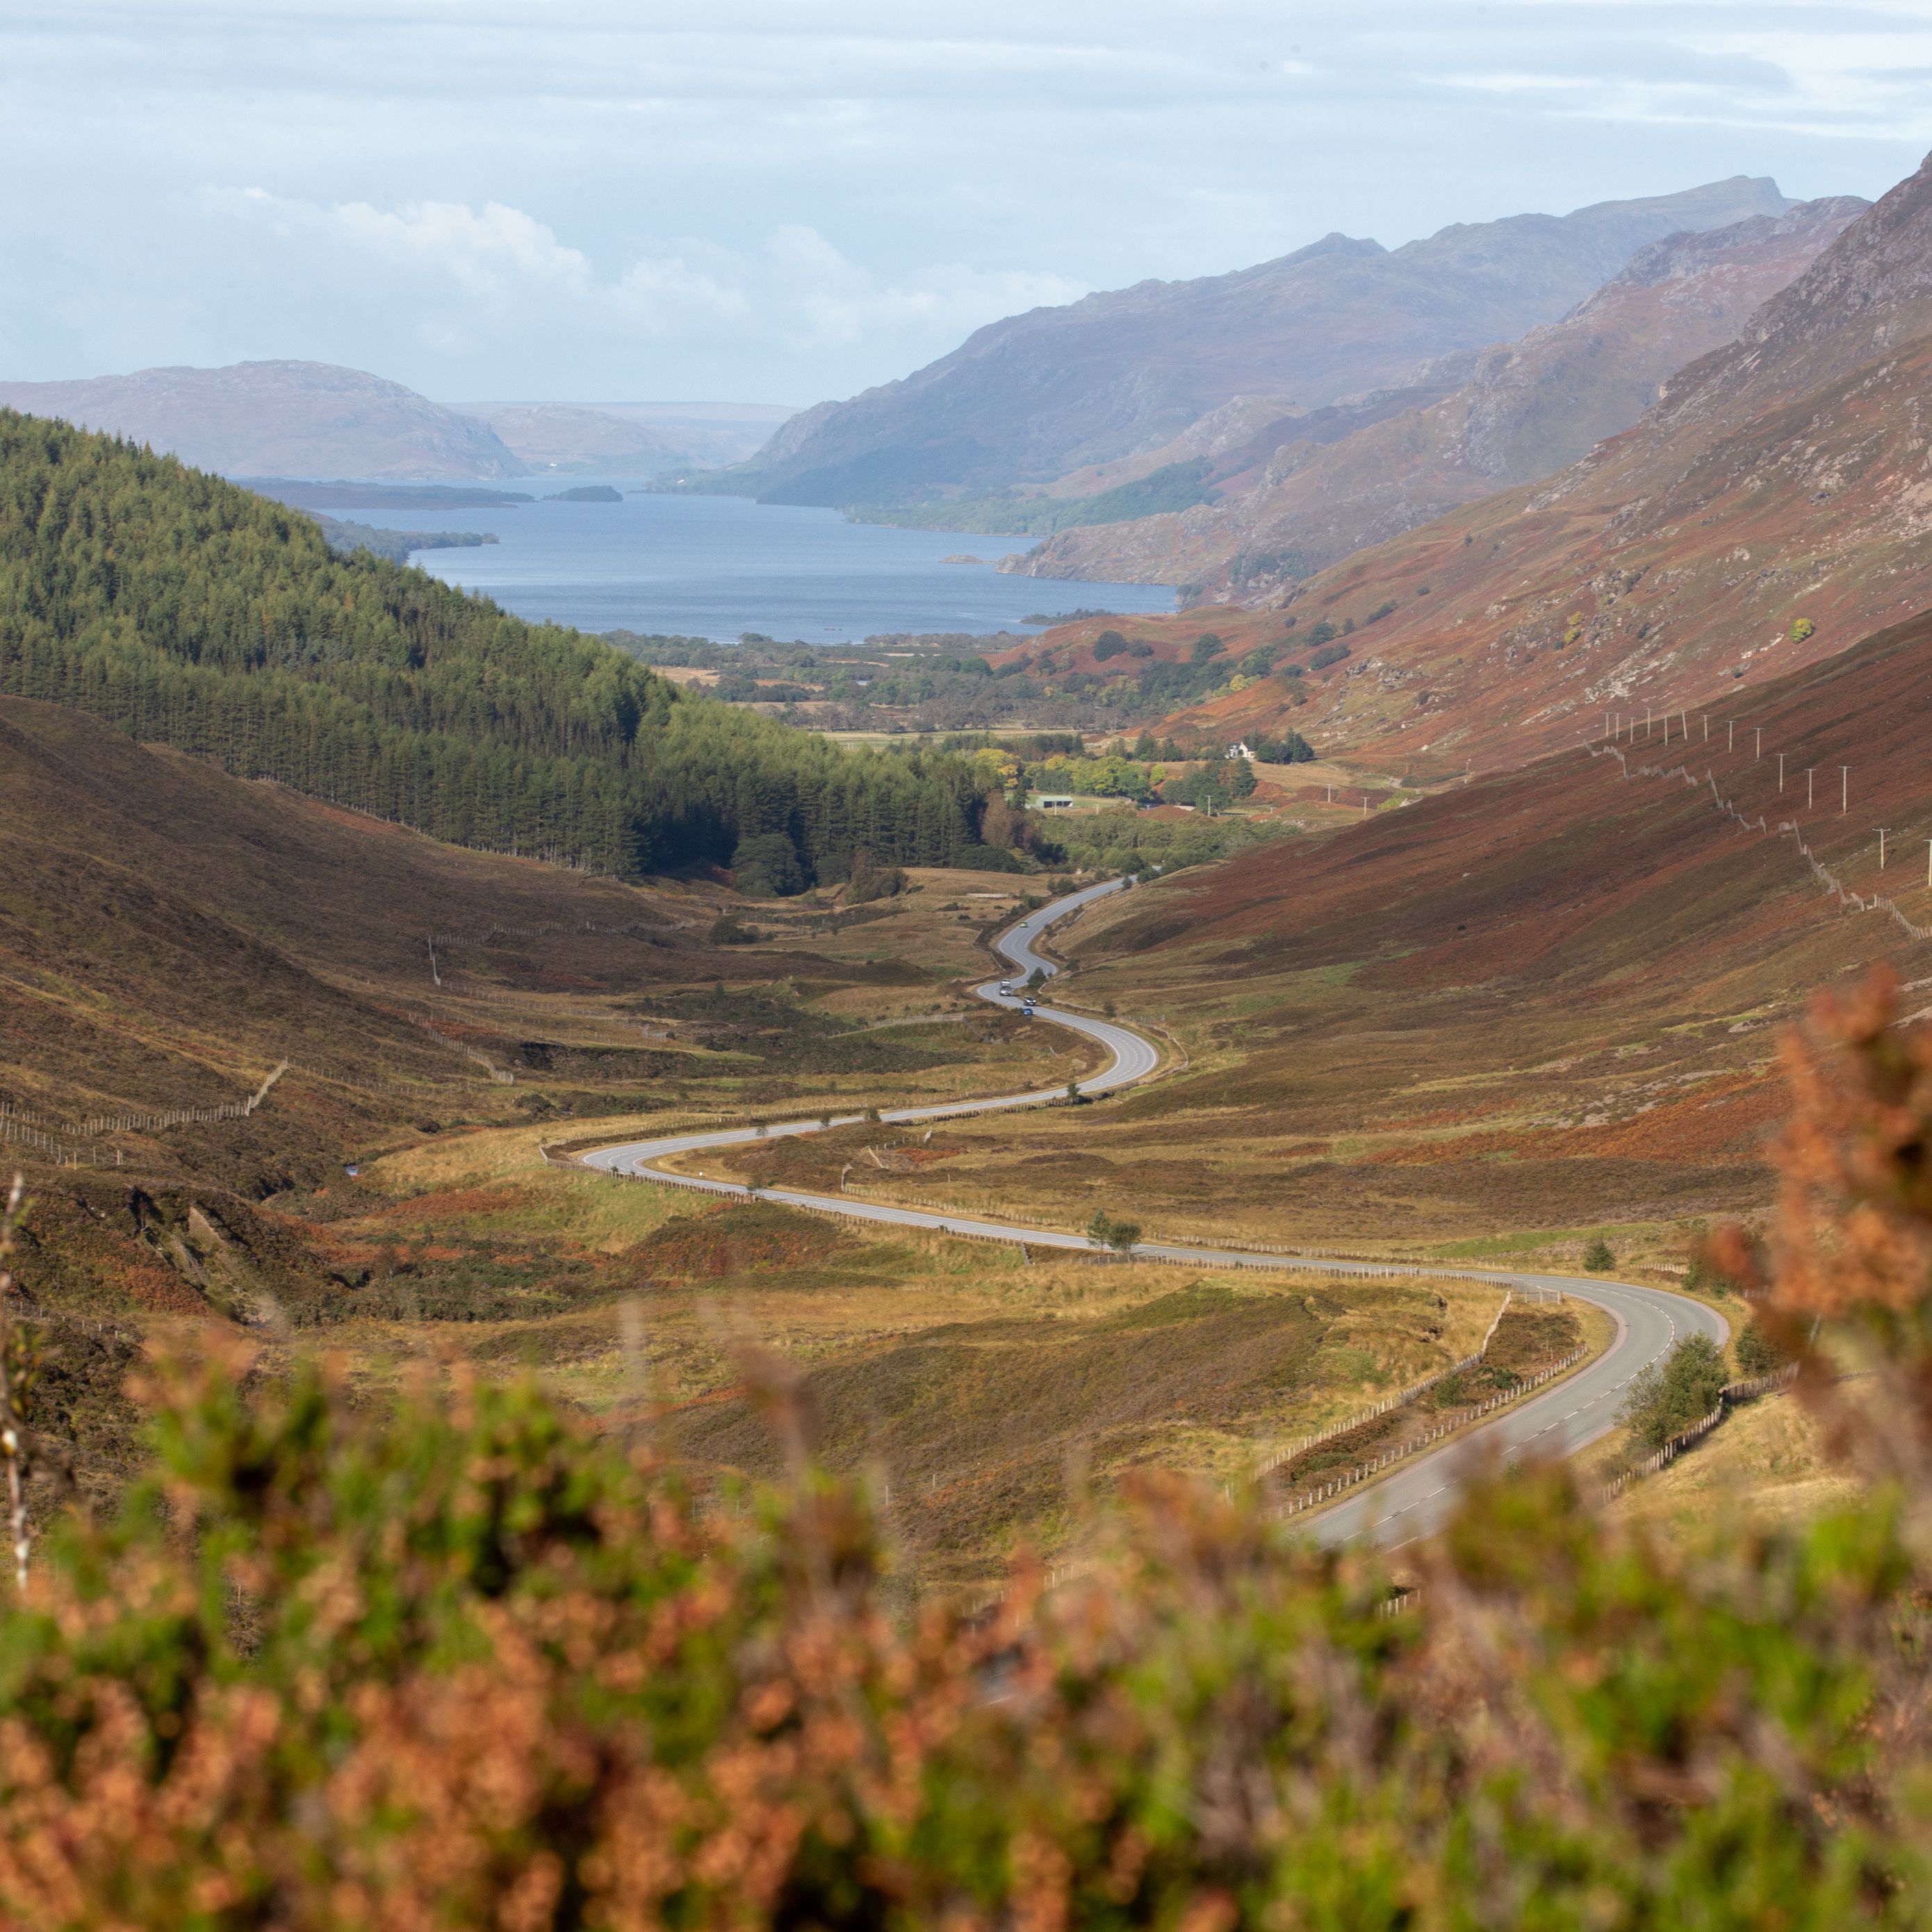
[0, 413, 988, 881]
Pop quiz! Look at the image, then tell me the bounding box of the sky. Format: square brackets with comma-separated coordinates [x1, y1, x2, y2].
[5, 1, 1931, 411]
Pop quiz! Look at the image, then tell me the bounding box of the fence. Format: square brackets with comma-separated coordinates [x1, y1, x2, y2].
[0, 1300, 140, 1347]
[1587, 742, 1932, 944]
[0, 1111, 113, 1170]
[81, 1061, 288, 1137]
[1594, 1362, 1799, 1505]
[1258, 1290, 1520, 1475]
[1277, 1348, 1590, 1518]
[437, 977, 678, 1037]
[407, 1015, 516, 1084]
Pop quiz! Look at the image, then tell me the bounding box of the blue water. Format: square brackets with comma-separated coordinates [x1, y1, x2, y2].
[336, 486, 1174, 643]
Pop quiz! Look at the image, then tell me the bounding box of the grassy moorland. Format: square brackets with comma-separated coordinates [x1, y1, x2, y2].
[819, 612, 1932, 1293]
[247, 1101, 1585, 1589]
[1, 695, 1585, 1578]
[0, 976, 1926, 1926]
[0, 698, 1101, 1487]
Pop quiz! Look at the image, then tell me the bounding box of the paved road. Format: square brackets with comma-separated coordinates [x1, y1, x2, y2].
[580, 879, 1726, 1548]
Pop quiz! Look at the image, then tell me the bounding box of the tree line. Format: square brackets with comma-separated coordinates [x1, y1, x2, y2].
[0, 414, 992, 881]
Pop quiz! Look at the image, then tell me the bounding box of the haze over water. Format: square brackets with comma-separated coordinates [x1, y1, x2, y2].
[363, 487, 1175, 642]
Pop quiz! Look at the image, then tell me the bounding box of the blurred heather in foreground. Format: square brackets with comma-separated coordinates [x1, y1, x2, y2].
[6, 976, 1932, 1926]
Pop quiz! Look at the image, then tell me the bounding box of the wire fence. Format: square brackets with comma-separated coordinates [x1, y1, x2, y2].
[1594, 1362, 1800, 1505]
[1587, 742, 1932, 942]
[1257, 1290, 1519, 1476]
[1276, 1347, 1591, 1518]
[82, 1061, 288, 1137]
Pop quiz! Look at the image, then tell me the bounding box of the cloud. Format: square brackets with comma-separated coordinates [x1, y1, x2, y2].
[4, 2, 1929, 399]
[210, 188, 1086, 373]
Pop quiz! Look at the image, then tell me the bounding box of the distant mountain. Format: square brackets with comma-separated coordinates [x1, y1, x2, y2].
[727, 177, 1794, 507]
[454, 400, 798, 475]
[1009, 197, 1867, 592]
[0, 361, 527, 481]
[1131, 151, 1932, 773]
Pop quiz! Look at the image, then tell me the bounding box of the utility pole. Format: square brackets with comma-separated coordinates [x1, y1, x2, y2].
[1806, 768, 1814, 810]
[1842, 766, 1849, 814]
[1778, 752, 1785, 791]
[1880, 828, 1892, 870]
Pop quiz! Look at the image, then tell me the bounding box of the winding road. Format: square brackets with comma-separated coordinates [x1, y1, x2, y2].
[581, 877, 1726, 1548]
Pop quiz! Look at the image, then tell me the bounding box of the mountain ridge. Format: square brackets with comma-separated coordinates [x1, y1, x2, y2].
[1006, 196, 1867, 593]
[728, 177, 1794, 507]
[0, 360, 528, 481]
[1119, 152, 1932, 772]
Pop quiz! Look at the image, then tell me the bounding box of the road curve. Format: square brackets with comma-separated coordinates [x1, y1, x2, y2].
[579, 879, 1726, 1548]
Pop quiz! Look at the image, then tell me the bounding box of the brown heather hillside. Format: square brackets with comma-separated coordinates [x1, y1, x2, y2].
[1129, 152, 1932, 773]
[0, 697, 1525, 1576]
[904, 604, 1932, 1256]
[0, 698, 1076, 1325]
[1011, 197, 1865, 590]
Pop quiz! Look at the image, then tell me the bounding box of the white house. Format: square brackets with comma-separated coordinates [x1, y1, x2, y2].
[1224, 742, 1252, 761]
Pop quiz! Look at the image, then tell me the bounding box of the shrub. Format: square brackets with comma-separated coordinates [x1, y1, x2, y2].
[732, 830, 808, 897]
[1582, 1235, 1614, 1270]
[1620, 1332, 1728, 1450]
[1736, 1320, 1790, 1377]
[1309, 641, 1350, 671]
[846, 847, 906, 903]
[1792, 616, 1816, 642]
[1088, 1209, 1141, 1250]
[1250, 731, 1314, 764]
[1189, 632, 1225, 664]
[1091, 629, 1128, 660]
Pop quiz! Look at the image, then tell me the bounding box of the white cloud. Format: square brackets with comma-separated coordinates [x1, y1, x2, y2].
[209, 188, 1087, 373]
[3, 2, 1928, 399]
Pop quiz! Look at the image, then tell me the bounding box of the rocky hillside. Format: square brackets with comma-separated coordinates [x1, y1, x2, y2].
[0, 361, 526, 480]
[1010, 197, 1866, 591]
[1091, 152, 1932, 774]
[729, 178, 1793, 507]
